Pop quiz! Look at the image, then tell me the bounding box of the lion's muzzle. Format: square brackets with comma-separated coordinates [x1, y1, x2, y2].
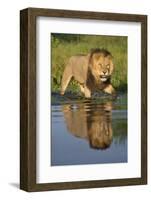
[100, 75, 109, 82]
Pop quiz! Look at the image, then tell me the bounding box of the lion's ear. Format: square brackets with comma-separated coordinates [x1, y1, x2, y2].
[109, 60, 114, 74]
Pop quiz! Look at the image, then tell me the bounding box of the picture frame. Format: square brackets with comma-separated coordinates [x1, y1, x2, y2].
[20, 7, 147, 192]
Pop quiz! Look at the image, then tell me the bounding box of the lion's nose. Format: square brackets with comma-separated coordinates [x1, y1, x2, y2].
[103, 71, 107, 75]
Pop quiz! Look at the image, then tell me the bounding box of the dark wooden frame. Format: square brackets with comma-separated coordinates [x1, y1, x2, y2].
[20, 7, 147, 192]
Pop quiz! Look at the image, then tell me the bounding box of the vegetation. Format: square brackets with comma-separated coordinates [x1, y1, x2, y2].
[51, 33, 127, 93]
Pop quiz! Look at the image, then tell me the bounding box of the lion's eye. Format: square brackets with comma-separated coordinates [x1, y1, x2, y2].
[106, 65, 110, 69]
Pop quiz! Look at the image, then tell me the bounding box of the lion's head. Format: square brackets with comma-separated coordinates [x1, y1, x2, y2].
[89, 48, 114, 83]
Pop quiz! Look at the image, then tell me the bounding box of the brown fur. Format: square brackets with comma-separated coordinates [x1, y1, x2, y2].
[60, 48, 116, 97]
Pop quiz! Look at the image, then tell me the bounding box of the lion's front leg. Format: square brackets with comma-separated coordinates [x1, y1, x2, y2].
[79, 83, 85, 94]
[103, 84, 116, 97]
[84, 86, 91, 98]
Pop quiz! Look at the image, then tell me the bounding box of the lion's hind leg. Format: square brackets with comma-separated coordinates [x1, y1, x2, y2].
[60, 65, 72, 95]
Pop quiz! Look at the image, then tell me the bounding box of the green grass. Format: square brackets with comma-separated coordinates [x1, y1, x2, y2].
[51, 33, 127, 93]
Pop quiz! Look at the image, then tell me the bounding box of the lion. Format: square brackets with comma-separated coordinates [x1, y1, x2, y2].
[62, 101, 113, 149]
[60, 48, 116, 98]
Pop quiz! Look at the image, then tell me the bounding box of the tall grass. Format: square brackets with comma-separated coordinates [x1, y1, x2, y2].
[51, 33, 127, 93]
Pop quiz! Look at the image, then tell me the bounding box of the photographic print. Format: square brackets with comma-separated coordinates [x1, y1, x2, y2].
[20, 8, 147, 191]
[51, 33, 127, 166]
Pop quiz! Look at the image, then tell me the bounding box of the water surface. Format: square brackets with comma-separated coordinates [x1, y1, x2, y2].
[51, 93, 127, 166]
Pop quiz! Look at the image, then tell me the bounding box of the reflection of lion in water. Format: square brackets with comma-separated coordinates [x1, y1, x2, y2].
[62, 102, 113, 149]
[61, 48, 116, 98]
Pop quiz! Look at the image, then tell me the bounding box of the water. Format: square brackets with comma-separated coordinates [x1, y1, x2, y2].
[51, 92, 127, 166]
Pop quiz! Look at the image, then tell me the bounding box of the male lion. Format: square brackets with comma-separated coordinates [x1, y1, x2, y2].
[60, 48, 116, 98]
